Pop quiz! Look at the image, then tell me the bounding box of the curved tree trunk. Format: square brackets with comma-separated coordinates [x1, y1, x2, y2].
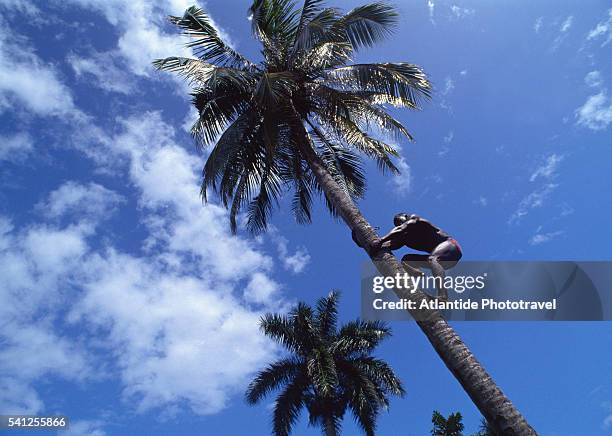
[297, 136, 536, 435]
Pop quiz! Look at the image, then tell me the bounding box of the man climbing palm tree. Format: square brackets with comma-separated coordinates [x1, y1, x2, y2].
[154, 1, 535, 433]
[375, 213, 463, 301]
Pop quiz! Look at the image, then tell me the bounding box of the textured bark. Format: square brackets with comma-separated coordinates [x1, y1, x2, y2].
[323, 416, 337, 436]
[297, 136, 536, 435]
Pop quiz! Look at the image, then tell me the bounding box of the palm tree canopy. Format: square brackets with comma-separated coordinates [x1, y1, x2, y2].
[431, 410, 465, 436]
[154, 1, 431, 233]
[245, 291, 404, 436]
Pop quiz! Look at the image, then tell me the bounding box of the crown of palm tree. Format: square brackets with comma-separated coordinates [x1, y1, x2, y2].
[245, 291, 404, 436]
[154, 0, 431, 233]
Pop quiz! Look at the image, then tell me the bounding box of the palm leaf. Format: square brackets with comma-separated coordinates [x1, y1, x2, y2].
[245, 358, 303, 404]
[168, 6, 255, 68]
[325, 62, 432, 108]
[329, 2, 398, 50]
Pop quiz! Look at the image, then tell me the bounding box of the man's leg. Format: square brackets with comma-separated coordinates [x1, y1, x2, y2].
[428, 240, 462, 301]
[427, 255, 448, 301]
[401, 254, 428, 276]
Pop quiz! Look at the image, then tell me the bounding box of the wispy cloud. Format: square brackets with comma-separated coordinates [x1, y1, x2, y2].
[585, 70, 604, 88]
[61, 419, 107, 436]
[442, 77, 455, 95]
[68, 51, 135, 94]
[508, 183, 558, 225]
[509, 154, 564, 225]
[474, 196, 488, 207]
[37, 181, 125, 221]
[450, 5, 475, 19]
[530, 153, 564, 182]
[587, 8, 612, 47]
[551, 15, 573, 51]
[268, 228, 311, 274]
[427, 0, 435, 24]
[529, 229, 564, 246]
[0, 21, 83, 119]
[390, 155, 412, 196]
[575, 91, 612, 131]
[0, 132, 33, 162]
[443, 130, 454, 143]
[534, 17, 543, 33]
[560, 15, 573, 33]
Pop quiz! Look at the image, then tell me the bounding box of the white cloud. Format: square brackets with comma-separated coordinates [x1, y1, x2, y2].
[442, 76, 455, 95]
[0, 132, 33, 162]
[0, 218, 93, 414]
[0, 112, 291, 417]
[68, 51, 135, 94]
[450, 5, 475, 19]
[587, 9, 612, 47]
[575, 91, 612, 130]
[508, 183, 558, 225]
[38, 181, 125, 220]
[550, 15, 573, 51]
[0, 379, 44, 415]
[529, 230, 564, 246]
[427, 0, 435, 23]
[585, 71, 603, 88]
[510, 154, 564, 224]
[534, 17, 543, 33]
[474, 196, 487, 207]
[0, 0, 42, 19]
[560, 15, 573, 33]
[530, 153, 564, 182]
[0, 22, 82, 119]
[72, 250, 276, 415]
[390, 155, 412, 196]
[64, 0, 233, 79]
[443, 130, 454, 143]
[245, 271, 281, 304]
[269, 228, 311, 274]
[60, 419, 107, 436]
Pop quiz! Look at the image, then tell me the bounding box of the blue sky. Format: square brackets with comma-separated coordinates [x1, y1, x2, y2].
[0, 0, 611, 435]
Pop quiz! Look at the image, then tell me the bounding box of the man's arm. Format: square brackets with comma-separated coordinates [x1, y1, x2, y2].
[375, 218, 418, 251]
[379, 222, 409, 244]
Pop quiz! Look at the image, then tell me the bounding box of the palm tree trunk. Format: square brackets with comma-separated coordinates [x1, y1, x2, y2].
[323, 415, 337, 436]
[297, 135, 536, 435]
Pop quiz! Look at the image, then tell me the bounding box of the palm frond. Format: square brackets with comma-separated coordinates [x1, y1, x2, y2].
[249, 0, 300, 43]
[307, 347, 338, 398]
[292, 5, 338, 55]
[153, 57, 255, 87]
[307, 120, 366, 199]
[334, 320, 391, 355]
[255, 72, 297, 106]
[201, 111, 258, 201]
[330, 2, 398, 50]
[315, 291, 339, 340]
[313, 85, 413, 140]
[168, 6, 255, 68]
[315, 112, 400, 174]
[273, 374, 309, 436]
[191, 90, 250, 147]
[324, 62, 432, 108]
[297, 39, 352, 71]
[351, 357, 404, 396]
[245, 358, 303, 404]
[246, 164, 283, 233]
